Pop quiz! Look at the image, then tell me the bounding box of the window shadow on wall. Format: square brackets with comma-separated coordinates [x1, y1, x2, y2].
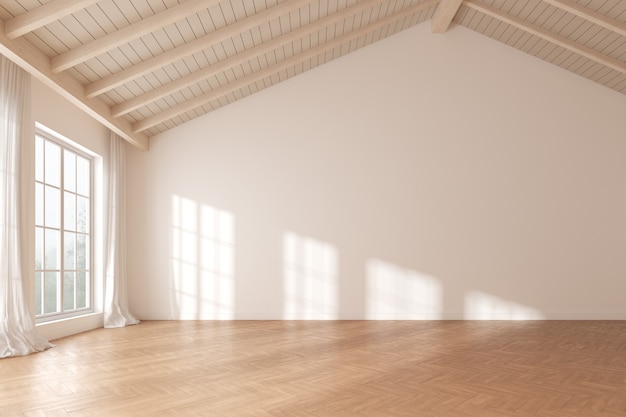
[365, 259, 443, 319]
[170, 194, 235, 319]
[283, 232, 338, 319]
[464, 290, 545, 320]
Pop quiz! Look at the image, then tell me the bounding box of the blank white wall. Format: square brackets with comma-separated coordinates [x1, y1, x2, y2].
[127, 24, 626, 320]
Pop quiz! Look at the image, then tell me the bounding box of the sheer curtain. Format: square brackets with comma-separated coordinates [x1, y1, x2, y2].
[1, 55, 52, 357]
[104, 132, 139, 328]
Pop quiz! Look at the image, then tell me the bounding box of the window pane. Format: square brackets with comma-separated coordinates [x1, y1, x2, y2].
[77, 196, 89, 233]
[35, 227, 44, 270]
[76, 272, 87, 309]
[64, 192, 76, 231]
[44, 272, 58, 314]
[44, 229, 59, 270]
[76, 156, 89, 196]
[44, 141, 61, 187]
[35, 137, 44, 182]
[64, 232, 76, 270]
[35, 272, 42, 316]
[45, 186, 60, 228]
[64, 151, 76, 192]
[76, 234, 88, 270]
[35, 183, 44, 226]
[64, 272, 75, 311]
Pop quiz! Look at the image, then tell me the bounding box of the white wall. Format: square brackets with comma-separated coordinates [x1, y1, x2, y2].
[127, 23, 626, 320]
[28, 78, 109, 340]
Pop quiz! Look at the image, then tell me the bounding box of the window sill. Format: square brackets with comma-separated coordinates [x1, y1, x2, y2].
[36, 312, 103, 342]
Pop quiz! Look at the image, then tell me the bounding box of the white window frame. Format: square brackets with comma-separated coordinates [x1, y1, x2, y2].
[35, 124, 98, 323]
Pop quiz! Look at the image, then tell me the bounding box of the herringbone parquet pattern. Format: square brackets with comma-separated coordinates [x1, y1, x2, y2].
[1, 321, 625, 416]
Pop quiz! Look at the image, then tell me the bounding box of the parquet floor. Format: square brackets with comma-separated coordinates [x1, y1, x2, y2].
[1, 321, 626, 416]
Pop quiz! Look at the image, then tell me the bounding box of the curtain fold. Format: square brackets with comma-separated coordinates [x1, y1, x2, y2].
[1, 55, 52, 358]
[104, 132, 139, 328]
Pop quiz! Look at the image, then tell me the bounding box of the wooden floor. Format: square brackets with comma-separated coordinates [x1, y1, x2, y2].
[1, 321, 626, 416]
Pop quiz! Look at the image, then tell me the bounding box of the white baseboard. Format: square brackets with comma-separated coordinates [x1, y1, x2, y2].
[135, 311, 626, 321]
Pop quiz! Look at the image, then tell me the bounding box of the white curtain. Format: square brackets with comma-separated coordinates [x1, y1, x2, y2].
[0, 55, 52, 357]
[104, 132, 139, 328]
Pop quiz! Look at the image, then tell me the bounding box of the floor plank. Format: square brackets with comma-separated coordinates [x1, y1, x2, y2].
[1, 321, 626, 416]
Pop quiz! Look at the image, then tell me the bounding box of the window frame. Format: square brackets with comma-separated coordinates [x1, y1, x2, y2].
[34, 125, 95, 323]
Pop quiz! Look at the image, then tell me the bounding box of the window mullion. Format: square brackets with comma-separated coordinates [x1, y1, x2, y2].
[59, 146, 64, 314]
[39, 179, 45, 316]
[88, 161, 92, 309]
[40, 137, 47, 316]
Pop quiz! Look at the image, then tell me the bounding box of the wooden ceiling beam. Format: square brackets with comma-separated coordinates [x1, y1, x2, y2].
[0, 19, 149, 151]
[431, 0, 462, 33]
[4, 0, 98, 39]
[112, 0, 389, 117]
[465, 0, 626, 75]
[51, 0, 220, 73]
[132, 0, 439, 133]
[541, 0, 626, 38]
[85, 0, 312, 98]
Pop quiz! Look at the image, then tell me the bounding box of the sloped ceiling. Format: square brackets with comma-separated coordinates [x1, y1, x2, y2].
[0, 0, 624, 150]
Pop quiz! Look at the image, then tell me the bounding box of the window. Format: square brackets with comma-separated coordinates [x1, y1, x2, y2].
[35, 127, 93, 320]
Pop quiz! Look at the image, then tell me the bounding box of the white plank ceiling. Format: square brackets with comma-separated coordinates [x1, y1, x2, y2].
[0, 0, 624, 150]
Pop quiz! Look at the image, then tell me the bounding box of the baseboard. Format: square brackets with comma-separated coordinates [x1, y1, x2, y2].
[135, 311, 626, 321]
[533, 312, 626, 320]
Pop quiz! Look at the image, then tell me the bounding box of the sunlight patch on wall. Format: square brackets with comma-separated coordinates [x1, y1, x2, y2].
[283, 232, 338, 319]
[464, 291, 544, 320]
[170, 195, 234, 319]
[366, 259, 442, 319]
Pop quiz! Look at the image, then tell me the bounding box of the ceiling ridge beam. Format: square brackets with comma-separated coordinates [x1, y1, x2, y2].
[85, 0, 313, 98]
[0, 19, 149, 150]
[132, 0, 439, 133]
[541, 0, 626, 38]
[51, 0, 221, 73]
[4, 0, 98, 39]
[465, 0, 626, 75]
[431, 0, 462, 33]
[112, 0, 390, 117]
